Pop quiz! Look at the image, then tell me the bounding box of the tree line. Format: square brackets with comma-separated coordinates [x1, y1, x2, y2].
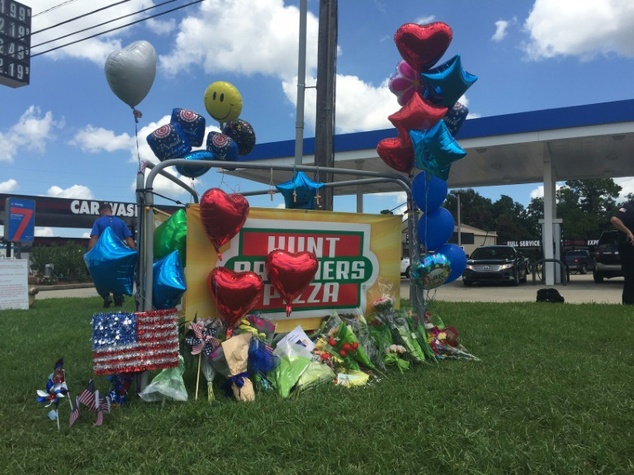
[440, 178, 626, 244]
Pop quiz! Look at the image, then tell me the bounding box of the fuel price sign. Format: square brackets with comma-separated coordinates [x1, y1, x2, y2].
[0, 0, 31, 88]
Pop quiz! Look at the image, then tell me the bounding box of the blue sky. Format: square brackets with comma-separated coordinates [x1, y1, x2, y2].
[2, 0, 634, 237]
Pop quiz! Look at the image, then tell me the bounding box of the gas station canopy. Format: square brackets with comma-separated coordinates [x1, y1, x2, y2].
[230, 99, 634, 194]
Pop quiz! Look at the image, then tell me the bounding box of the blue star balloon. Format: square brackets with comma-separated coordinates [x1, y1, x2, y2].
[152, 250, 187, 310]
[84, 227, 137, 296]
[276, 171, 325, 209]
[422, 55, 478, 107]
[410, 121, 466, 180]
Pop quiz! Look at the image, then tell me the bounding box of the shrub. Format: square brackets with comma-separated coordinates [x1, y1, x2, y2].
[29, 242, 91, 283]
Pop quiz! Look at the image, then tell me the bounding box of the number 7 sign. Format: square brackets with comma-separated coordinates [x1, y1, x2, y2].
[3, 197, 35, 242]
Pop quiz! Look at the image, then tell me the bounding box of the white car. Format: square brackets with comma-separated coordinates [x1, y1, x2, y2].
[400, 256, 411, 277]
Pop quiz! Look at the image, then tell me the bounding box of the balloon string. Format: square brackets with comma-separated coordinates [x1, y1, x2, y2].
[133, 108, 143, 165]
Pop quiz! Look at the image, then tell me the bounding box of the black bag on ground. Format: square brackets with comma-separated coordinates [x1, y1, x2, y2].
[536, 288, 565, 303]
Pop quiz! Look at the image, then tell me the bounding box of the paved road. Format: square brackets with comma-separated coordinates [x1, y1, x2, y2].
[401, 273, 623, 304]
[36, 274, 624, 305]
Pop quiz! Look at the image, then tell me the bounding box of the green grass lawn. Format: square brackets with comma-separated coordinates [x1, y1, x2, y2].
[1, 297, 633, 474]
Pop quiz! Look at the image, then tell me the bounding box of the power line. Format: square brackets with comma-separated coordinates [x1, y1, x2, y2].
[31, 0, 203, 58]
[32, 0, 178, 49]
[32, 0, 133, 36]
[33, 0, 83, 17]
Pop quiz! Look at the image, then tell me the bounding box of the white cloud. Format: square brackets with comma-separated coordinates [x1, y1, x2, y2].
[35, 227, 56, 237]
[146, 17, 177, 36]
[47, 185, 94, 199]
[70, 126, 134, 152]
[0, 179, 18, 193]
[282, 75, 396, 134]
[614, 177, 634, 201]
[523, 0, 634, 60]
[0, 106, 60, 162]
[530, 182, 565, 200]
[160, 0, 318, 79]
[492, 20, 510, 42]
[530, 185, 544, 200]
[415, 15, 436, 25]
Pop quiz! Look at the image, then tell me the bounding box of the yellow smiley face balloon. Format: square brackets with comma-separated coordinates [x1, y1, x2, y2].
[204, 81, 243, 123]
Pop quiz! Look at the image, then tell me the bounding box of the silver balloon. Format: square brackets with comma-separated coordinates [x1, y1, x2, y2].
[105, 40, 157, 108]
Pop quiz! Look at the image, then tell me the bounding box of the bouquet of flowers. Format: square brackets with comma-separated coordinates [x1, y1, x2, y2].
[271, 339, 312, 398]
[384, 344, 410, 373]
[370, 295, 426, 364]
[315, 312, 377, 372]
[221, 333, 255, 402]
[295, 359, 336, 393]
[247, 337, 279, 392]
[342, 312, 386, 371]
[424, 311, 479, 361]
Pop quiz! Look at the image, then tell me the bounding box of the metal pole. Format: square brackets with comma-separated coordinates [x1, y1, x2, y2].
[314, 0, 337, 210]
[294, 0, 307, 166]
[457, 192, 462, 247]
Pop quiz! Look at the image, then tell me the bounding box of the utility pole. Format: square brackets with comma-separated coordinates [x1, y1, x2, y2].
[314, 0, 337, 210]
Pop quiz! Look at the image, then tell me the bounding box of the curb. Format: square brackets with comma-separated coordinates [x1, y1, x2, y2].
[35, 283, 95, 292]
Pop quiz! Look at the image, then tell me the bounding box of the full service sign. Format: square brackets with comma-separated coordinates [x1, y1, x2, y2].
[185, 207, 402, 331]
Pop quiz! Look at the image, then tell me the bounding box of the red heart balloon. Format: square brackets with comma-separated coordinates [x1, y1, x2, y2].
[377, 136, 414, 174]
[265, 250, 319, 317]
[208, 267, 264, 328]
[394, 22, 453, 72]
[200, 188, 249, 258]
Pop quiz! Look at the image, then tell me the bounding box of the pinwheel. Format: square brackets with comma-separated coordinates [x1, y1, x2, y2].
[185, 319, 221, 401]
[36, 361, 68, 430]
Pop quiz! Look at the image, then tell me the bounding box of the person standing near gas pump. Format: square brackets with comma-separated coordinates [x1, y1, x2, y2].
[610, 200, 634, 304]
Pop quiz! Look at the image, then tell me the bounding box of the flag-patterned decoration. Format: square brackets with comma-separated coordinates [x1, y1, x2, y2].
[92, 309, 180, 375]
[68, 396, 80, 427]
[74, 379, 113, 426]
[78, 380, 97, 408]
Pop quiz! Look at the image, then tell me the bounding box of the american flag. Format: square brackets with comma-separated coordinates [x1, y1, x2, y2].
[92, 309, 180, 375]
[78, 380, 96, 409]
[68, 396, 80, 427]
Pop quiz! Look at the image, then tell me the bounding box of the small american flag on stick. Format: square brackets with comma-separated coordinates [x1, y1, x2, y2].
[92, 309, 180, 375]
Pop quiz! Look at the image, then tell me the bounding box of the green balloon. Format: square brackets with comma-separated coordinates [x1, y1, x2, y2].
[154, 209, 187, 266]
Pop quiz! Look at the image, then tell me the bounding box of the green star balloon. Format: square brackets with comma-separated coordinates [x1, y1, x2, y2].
[154, 208, 187, 267]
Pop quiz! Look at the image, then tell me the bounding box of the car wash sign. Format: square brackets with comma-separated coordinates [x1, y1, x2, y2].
[185, 207, 402, 327]
[3, 197, 35, 242]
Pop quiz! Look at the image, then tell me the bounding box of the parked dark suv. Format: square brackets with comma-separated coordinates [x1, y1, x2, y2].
[592, 230, 622, 283]
[462, 245, 531, 286]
